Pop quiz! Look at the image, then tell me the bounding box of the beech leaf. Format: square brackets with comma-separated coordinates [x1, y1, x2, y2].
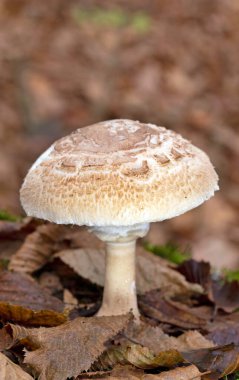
[1, 315, 131, 380]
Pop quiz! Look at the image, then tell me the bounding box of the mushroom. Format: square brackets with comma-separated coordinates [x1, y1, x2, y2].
[20, 119, 219, 318]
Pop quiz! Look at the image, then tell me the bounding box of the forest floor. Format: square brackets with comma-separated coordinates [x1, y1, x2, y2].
[0, 1, 238, 379]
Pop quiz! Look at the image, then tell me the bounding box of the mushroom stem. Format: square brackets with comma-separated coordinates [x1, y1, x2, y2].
[97, 239, 138, 317]
[89, 223, 149, 318]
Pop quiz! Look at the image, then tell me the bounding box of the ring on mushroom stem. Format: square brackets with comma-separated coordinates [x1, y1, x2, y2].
[20, 119, 219, 319]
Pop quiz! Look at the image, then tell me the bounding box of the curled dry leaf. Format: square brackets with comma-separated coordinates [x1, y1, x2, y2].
[92, 343, 184, 371]
[9, 224, 104, 275]
[138, 290, 208, 329]
[0, 315, 131, 380]
[55, 247, 202, 296]
[0, 351, 33, 380]
[0, 270, 66, 326]
[9, 224, 68, 274]
[93, 324, 213, 371]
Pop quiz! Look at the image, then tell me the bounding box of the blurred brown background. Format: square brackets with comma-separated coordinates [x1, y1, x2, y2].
[0, 0, 238, 268]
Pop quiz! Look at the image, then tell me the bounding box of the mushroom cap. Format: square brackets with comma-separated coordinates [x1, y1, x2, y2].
[20, 119, 219, 226]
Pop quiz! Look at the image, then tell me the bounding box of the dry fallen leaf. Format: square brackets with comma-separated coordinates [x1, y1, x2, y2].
[55, 248, 105, 289]
[0, 314, 131, 380]
[77, 364, 203, 379]
[177, 260, 211, 292]
[182, 344, 239, 379]
[9, 224, 68, 274]
[119, 323, 214, 355]
[93, 343, 184, 371]
[93, 324, 213, 371]
[0, 351, 33, 380]
[55, 247, 202, 296]
[9, 225, 104, 275]
[138, 290, 208, 329]
[209, 280, 239, 313]
[143, 365, 203, 380]
[136, 248, 202, 296]
[0, 270, 66, 326]
[77, 365, 144, 379]
[177, 260, 239, 314]
[207, 325, 239, 346]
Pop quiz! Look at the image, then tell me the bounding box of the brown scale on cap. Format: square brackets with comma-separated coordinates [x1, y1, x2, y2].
[20, 119, 219, 227]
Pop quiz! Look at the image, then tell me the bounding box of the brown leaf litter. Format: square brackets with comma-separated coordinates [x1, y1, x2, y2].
[93, 344, 184, 371]
[177, 259, 239, 313]
[77, 364, 203, 379]
[0, 270, 66, 326]
[177, 260, 211, 292]
[93, 324, 213, 371]
[0, 220, 239, 379]
[118, 323, 214, 355]
[207, 324, 239, 346]
[208, 280, 239, 313]
[182, 344, 239, 379]
[0, 217, 38, 264]
[138, 289, 209, 329]
[9, 224, 71, 274]
[0, 351, 33, 380]
[0, 314, 131, 380]
[0, 319, 214, 379]
[9, 224, 105, 275]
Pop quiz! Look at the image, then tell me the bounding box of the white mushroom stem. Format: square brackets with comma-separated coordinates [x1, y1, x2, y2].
[89, 223, 149, 318]
[98, 239, 138, 317]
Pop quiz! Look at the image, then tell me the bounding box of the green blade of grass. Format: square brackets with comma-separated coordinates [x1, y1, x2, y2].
[0, 210, 21, 222]
[144, 242, 191, 265]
